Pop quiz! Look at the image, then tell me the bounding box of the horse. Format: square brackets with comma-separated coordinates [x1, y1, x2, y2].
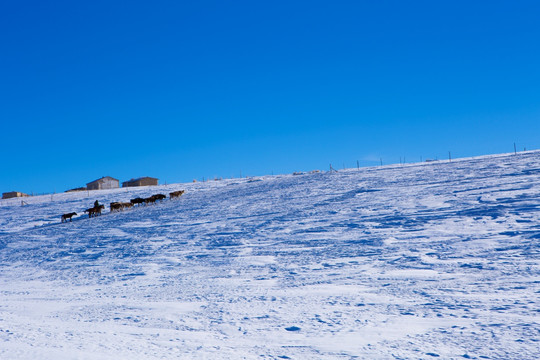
[169, 190, 185, 199]
[144, 195, 157, 205]
[61, 212, 77, 223]
[110, 202, 123, 212]
[153, 194, 167, 201]
[84, 205, 104, 218]
[121, 202, 133, 209]
[130, 197, 145, 206]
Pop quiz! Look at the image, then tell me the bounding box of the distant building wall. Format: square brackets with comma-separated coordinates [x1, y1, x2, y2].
[2, 191, 29, 199]
[86, 176, 119, 190]
[122, 177, 158, 187]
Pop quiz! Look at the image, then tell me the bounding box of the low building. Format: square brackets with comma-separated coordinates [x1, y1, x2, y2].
[86, 176, 119, 191]
[2, 191, 29, 199]
[122, 177, 158, 187]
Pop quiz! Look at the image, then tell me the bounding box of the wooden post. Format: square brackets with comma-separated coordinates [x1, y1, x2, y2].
[357, 160, 359, 169]
[449, 151, 451, 162]
[514, 143, 517, 155]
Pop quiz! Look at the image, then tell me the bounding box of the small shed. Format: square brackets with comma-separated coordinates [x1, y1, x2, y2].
[86, 176, 119, 191]
[122, 177, 158, 188]
[2, 191, 29, 199]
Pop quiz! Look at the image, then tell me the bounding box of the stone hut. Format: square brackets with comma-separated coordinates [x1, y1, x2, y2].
[2, 191, 30, 199]
[122, 177, 158, 188]
[86, 176, 119, 191]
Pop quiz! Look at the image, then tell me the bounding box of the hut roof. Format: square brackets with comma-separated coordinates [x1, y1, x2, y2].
[87, 176, 119, 185]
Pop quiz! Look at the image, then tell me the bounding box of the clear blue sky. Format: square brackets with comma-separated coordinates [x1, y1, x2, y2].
[2, 1, 539, 194]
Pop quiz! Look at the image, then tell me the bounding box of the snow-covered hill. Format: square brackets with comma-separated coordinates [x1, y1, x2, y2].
[1, 152, 539, 359]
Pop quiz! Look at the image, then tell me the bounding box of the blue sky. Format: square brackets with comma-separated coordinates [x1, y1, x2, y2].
[1, 1, 540, 194]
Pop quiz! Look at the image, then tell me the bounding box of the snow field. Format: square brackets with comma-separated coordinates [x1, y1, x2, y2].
[1, 152, 539, 359]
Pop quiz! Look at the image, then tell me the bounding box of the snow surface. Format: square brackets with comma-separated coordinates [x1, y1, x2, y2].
[1, 152, 539, 359]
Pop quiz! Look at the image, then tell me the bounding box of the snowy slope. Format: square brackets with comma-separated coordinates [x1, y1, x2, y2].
[1, 152, 539, 359]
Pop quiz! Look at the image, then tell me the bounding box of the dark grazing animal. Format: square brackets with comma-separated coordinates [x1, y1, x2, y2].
[152, 194, 167, 201]
[130, 197, 145, 206]
[111, 201, 134, 212]
[144, 196, 157, 205]
[84, 205, 104, 218]
[110, 202, 123, 212]
[169, 190, 185, 199]
[93, 204, 105, 216]
[61, 212, 77, 223]
[111, 202, 134, 212]
[143, 194, 166, 205]
[121, 202, 133, 209]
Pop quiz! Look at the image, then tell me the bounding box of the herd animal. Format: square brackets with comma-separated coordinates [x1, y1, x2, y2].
[110, 202, 133, 212]
[84, 204, 104, 218]
[60, 190, 184, 223]
[130, 197, 145, 206]
[170, 190, 185, 199]
[61, 212, 77, 222]
[144, 193, 167, 205]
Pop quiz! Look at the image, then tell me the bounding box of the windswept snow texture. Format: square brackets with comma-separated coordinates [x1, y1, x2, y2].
[1, 152, 540, 359]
